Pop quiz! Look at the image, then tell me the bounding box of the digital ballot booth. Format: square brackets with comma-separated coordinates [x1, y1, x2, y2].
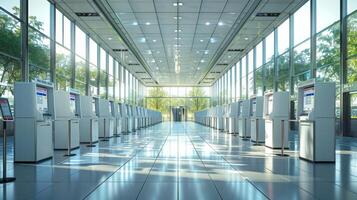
[297, 80, 336, 162]
[53, 89, 80, 150]
[250, 96, 265, 143]
[263, 91, 290, 149]
[238, 99, 251, 139]
[79, 95, 99, 144]
[14, 81, 55, 162]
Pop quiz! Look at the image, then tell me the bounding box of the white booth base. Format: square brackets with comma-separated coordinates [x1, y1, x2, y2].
[15, 119, 53, 163]
[228, 118, 238, 134]
[54, 119, 80, 150]
[265, 118, 289, 149]
[250, 118, 265, 142]
[238, 117, 251, 138]
[79, 118, 99, 143]
[299, 119, 335, 162]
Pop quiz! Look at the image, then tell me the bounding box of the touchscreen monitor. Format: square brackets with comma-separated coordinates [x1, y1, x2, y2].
[36, 86, 48, 114]
[0, 98, 13, 120]
[267, 95, 273, 115]
[69, 93, 76, 114]
[251, 99, 257, 116]
[303, 87, 314, 114]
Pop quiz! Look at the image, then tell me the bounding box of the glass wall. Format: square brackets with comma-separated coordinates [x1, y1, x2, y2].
[0, 0, 142, 108]
[211, 0, 354, 124]
[145, 87, 211, 121]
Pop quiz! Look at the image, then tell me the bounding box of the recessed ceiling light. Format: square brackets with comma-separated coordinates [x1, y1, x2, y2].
[205, 22, 210, 26]
[210, 38, 216, 43]
[228, 55, 231, 58]
[159, 60, 162, 63]
[152, 39, 157, 42]
[173, 2, 183, 6]
[197, 67, 200, 70]
[108, 37, 113, 40]
[218, 21, 224, 26]
[175, 37, 182, 40]
[132, 22, 138, 25]
[173, 16, 182, 20]
[200, 39, 204, 42]
[196, 51, 200, 54]
[174, 29, 182, 32]
[156, 67, 159, 70]
[151, 60, 156, 63]
[200, 59, 205, 63]
[244, 37, 249, 40]
[145, 22, 151, 25]
[204, 50, 209, 55]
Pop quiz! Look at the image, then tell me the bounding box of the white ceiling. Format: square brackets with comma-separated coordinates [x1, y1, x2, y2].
[55, 0, 307, 86]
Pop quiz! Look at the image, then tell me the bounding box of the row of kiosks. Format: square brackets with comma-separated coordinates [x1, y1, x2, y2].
[13, 81, 161, 163]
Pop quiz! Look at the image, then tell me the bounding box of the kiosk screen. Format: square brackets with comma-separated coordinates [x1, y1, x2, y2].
[0, 98, 13, 120]
[69, 94, 76, 114]
[92, 98, 96, 114]
[36, 87, 48, 114]
[251, 99, 257, 116]
[267, 95, 273, 115]
[303, 87, 314, 114]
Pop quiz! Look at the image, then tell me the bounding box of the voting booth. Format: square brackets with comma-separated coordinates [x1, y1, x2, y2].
[127, 104, 134, 132]
[250, 96, 265, 143]
[263, 91, 290, 149]
[97, 99, 113, 139]
[238, 99, 251, 139]
[228, 102, 239, 134]
[53, 89, 80, 150]
[297, 80, 336, 162]
[14, 81, 55, 162]
[115, 102, 122, 135]
[223, 104, 229, 132]
[119, 103, 128, 133]
[79, 96, 99, 143]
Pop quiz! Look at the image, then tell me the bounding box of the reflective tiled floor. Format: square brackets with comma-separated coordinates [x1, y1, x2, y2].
[1, 122, 357, 199]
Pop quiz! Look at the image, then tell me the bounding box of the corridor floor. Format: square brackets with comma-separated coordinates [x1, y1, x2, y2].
[1, 122, 357, 200]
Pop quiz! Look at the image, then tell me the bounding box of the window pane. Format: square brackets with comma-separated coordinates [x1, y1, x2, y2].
[75, 56, 86, 95]
[236, 62, 240, 100]
[348, 0, 357, 14]
[29, 0, 50, 36]
[278, 19, 289, 55]
[100, 48, 106, 71]
[89, 38, 97, 65]
[248, 50, 254, 73]
[29, 28, 50, 80]
[255, 67, 263, 96]
[89, 64, 97, 96]
[0, 0, 20, 17]
[56, 44, 71, 90]
[294, 40, 311, 75]
[55, 9, 63, 44]
[0, 10, 21, 58]
[256, 42, 263, 67]
[347, 10, 357, 58]
[294, 1, 310, 45]
[241, 56, 246, 77]
[63, 15, 71, 49]
[265, 32, 275, 62]
[277, 52, 289, 91]
[265, 62, 274, 91]
[75, 26, 86, 58]
[316, 0, 339, 33]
